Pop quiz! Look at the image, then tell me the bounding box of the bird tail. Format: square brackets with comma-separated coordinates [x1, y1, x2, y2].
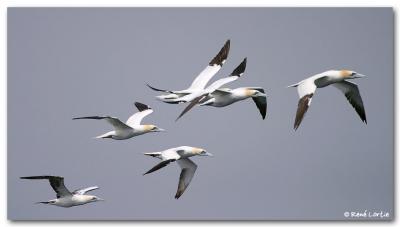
[143, 152, 162, 158]
[94, 132, 113, 139]
[35, 201, 50, 205]
[287, 82, 300, 88]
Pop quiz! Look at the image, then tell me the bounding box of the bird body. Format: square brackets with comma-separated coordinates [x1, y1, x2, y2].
[42, 194, 99, 208]
[199, 87, 267, 119]
[289, 70, 367, 130]
[73, 102, 164, 140]
[143, 146, 212, 199]
[203, 88, 254, 107]
[20, 176, 103, 208]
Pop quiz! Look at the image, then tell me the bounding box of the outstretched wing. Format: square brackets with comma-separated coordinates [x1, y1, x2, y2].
[175, 158, 197, 199]
[333, 81, 367, 123]
[20, 176, 72, 198]
[294, 80, 317, 130]
[175, 94, 208, 121]
[73, 186, 99, 195]
[146, 83, 173, 93]
[143, 159, 175, 175]
[73, 116, 132, 131]
[188, 40, 230, 90]
[126, 102, 154, 127]
[205, 58, 246, 92]
[252, 96, 267, 120]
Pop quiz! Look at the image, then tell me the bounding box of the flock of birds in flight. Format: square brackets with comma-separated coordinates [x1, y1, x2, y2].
[20, 39, 367, 207]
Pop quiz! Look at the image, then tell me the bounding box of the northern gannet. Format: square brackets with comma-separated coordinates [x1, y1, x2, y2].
[73, 102, 164, 139]
[288, 70, 367, 130]
[199, 87, 267, 119]
[143, 146, 212, 199]
[147, 40, 230, 104]
[20, 175, 103, 208]
[175, 58, 247, 120]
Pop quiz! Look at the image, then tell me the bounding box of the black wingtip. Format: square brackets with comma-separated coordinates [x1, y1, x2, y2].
[293, 123, 300, 131]
[143, 170, 151, 176]
[230, 58, 247, 77]
[134, 102, 151, 112]
[209, 39, 231, 66]
[146, 83, 171, 93]
[174, 193, 181, 199]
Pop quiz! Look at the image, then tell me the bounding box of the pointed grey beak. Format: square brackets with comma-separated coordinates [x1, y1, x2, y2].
[201, 152, 213, 157]
[97, 198, 105, 202]
[153, 128, 165, 132]
[355, 73, 366, 78]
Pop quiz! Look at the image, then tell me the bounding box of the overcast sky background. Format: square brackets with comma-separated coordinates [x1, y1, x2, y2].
[8, 8, 393, 220]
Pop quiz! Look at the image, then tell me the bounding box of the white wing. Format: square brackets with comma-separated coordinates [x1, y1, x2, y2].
[205, 57, 246, 92]
[73, 116, 132, 131]
[296, 79, 316, 98]
[175, 158, 197, 199]
[205, 76, 239, 93]
[294, 79, 317, 130]
[188, 40, 230, 90]
[126, 102, 154, 127]
[73, 186, 99, 195]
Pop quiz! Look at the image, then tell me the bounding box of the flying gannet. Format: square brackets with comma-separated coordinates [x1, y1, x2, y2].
[73, 102, 164, 139]
[175, 58, 247, 120]
[143, 146, 212, 199]
[147, 40, 230, 104]
[199, 87, 267, 119]
[288, 70, 367, 130]
[20, 175, 103, 208]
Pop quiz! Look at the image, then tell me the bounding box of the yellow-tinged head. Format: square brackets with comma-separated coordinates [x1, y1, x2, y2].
[144, 125, 165, 132]
[245, 89, 257, 97]
[340, 70, 353, 78]
[191, 147, 213, 156]
[339, 70, 366, 79]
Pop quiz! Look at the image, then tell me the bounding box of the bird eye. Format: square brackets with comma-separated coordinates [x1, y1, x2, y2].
[351, 72, 357, 76]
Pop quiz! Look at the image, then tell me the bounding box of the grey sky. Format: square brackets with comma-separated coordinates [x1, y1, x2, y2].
[8, 8, 393, 220]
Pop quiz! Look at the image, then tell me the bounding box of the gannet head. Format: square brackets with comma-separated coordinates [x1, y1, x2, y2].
[191, 147, 213, 157]
[252, 90, 266, 97]
[339, 70, 366, 79]
[88, 196, 104, 203]
[145, 125, 165, 133]
[245, 88, 266, 98]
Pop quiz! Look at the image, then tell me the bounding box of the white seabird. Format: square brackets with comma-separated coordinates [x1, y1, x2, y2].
[73, 102, 164, 140]
[147, 40, 230, 104]
[288, 70, 367, 130]
[199, 87, 267, 119]
[175, 58, 247, 120]
[20, 175, 103, 208]
[143, 146, 212, 199]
